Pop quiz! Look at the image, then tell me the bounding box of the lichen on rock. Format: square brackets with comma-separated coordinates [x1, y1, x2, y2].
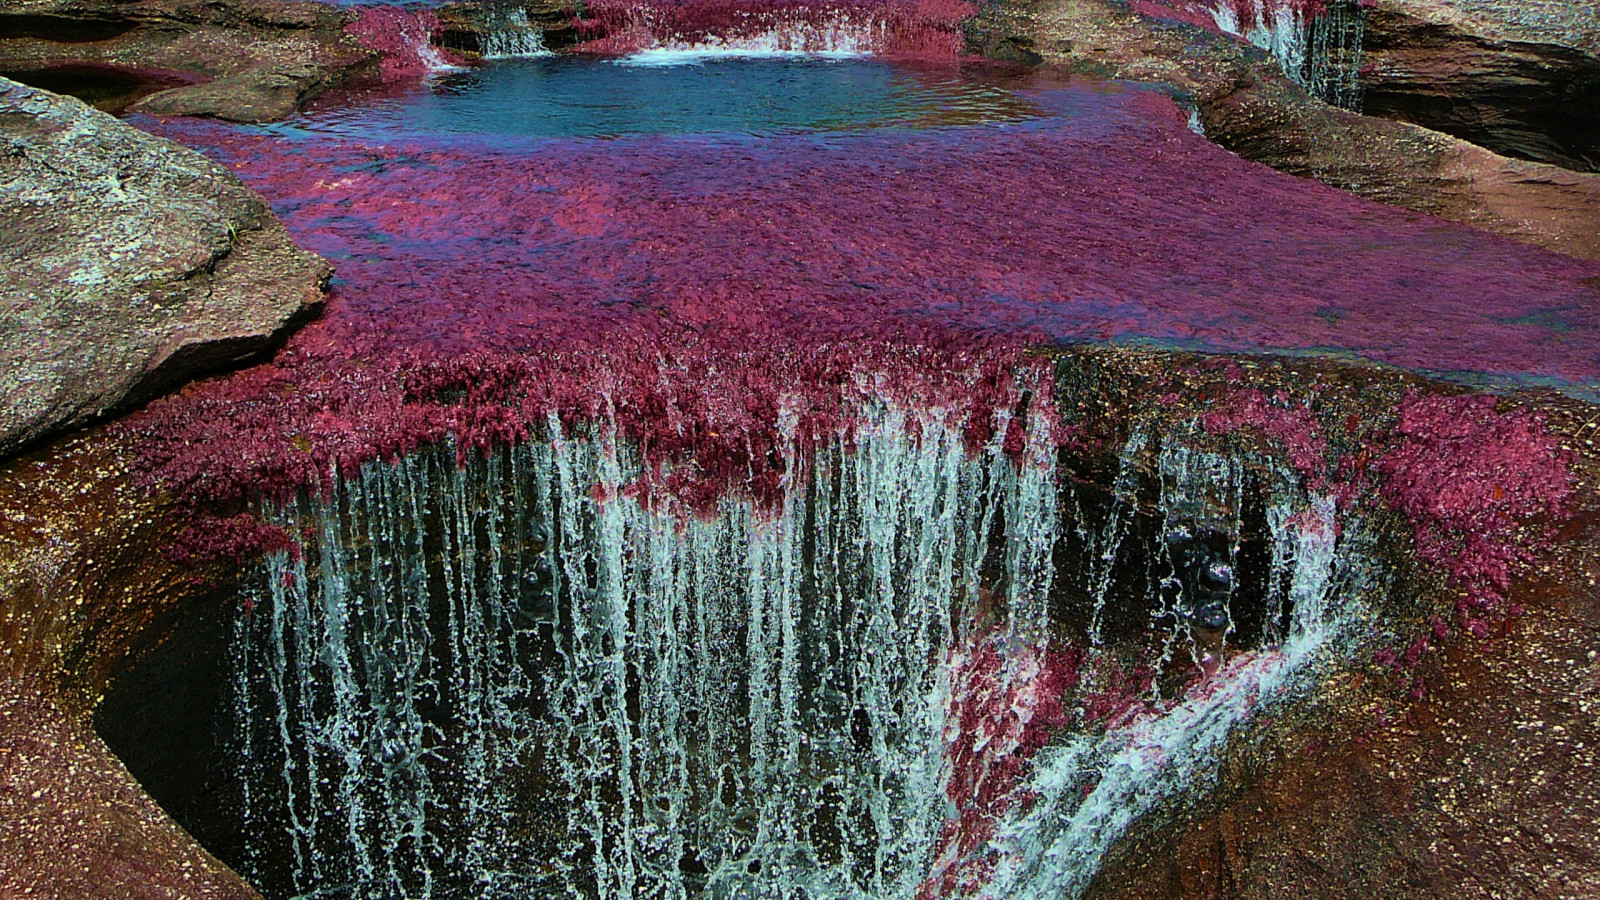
[0, 76, 328, 458]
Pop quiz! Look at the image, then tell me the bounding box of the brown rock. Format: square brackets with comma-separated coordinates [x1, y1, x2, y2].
[1084, 396, 1600, 898]
[0, 77, 327, 459]
[1373, 0, 1599, 55]
[0, 0, 376, 122]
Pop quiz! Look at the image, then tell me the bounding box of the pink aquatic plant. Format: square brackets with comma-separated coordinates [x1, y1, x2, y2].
[1201, 387, 1328, 484]
[921, 627, 1080, 900]
[1130, 0, 1355, 34]
[1374, 393, 1575, 634]
[571, 0, 975, 58]
[120, 78, 1600, 557]
[346, 6, 463, 79]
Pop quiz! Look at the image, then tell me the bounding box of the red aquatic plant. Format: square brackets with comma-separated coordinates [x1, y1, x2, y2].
[1130, 0, 1347, 34]
[921, 627, 1081, 900]
[346, 6, 464, 79]
[571, 0, 974, 57]
[119, 77, 1600, 552]
[1201, 387, 1328, 484]
[1374, 393, 1575, 634]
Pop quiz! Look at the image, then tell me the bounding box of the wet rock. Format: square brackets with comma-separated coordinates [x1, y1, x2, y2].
[0, 426, 264, 898]
[1362, 1, 1600, 172]
[0, 77, 327, 459]
[0, 675, 264, 899]
[0, 0, 376, 122]
[970, 0, 1600, 260]
[1049, 351, 1600, 900]
[968, 31, 1045, 66]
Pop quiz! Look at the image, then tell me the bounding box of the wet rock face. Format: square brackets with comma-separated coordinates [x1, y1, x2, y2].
[1082, 413, 1600, 900]
[1363, 3, 1600, 172]
[0, 0, 375, 122]
[0, 77, 327, 458]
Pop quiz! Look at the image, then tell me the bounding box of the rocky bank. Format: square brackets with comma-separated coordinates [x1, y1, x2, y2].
[0, 76, 327, 459]
[967, 0, 1600, 260]
[0, 0, 375, 121]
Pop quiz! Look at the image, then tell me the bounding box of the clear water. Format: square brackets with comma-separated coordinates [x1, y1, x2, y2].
[278, 56, 1044, 141]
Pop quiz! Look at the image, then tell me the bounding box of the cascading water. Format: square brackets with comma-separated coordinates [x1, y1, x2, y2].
[1303, 0, 1365, 111]
[216, 400, 1369, 900]
[480, 9, 553, 59]
[1200, 0, 1367, 109]
[1208, 0, 1310, 85]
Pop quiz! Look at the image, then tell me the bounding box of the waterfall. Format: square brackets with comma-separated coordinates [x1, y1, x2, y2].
[1304, 1, 1366, 111]
[224, 403, 1366, 899]
[613, 15, 883, 65]
[1203, 0, 1367, 109]
[481, 9, 553, 60]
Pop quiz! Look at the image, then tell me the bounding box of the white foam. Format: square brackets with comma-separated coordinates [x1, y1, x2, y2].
[616, 45, 867, 66]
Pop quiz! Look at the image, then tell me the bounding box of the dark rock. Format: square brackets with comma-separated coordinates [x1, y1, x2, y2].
[0, 0, 376, 122]
[1085, 425, 1600, 898]
[1363, 1, 1600, 172]
[970, 31, 1046, 65]
[0, 77, 327, 459]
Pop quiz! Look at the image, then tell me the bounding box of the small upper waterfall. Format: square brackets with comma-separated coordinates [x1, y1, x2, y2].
[346, 6, 465, 77]
[569, 0, 974, 59]
[216, 398, 1369, 900]
[1201, 0, 1367, 109]
[480, 9, 553, 59]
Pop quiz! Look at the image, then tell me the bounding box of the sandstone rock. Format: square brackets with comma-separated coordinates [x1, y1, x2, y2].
[1375, 0, 1599, 55]
[0, 429, 264, 899]
[0, 0, 376, 122]
[1363, 1, 1600, 172]
[0, 77, 327, 459]
[967, 0, 1600, 260]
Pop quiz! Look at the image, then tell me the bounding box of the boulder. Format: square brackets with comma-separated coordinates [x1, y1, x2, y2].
[1373, 0, 1599, 55]
[0, 0, 376, 122]
[0, 77, 327, 459]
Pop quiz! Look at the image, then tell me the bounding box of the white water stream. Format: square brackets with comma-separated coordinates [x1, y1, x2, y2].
[226, 403, 1368, 899]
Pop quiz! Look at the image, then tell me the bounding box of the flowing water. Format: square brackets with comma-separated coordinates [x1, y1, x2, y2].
[214, 407, 1369, 899]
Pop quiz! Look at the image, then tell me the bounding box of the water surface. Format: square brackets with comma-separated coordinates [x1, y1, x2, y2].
[281, 55, 1044, 141]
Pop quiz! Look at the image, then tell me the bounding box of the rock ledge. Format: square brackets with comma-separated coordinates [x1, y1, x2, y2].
[0, 77, 327, 458]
